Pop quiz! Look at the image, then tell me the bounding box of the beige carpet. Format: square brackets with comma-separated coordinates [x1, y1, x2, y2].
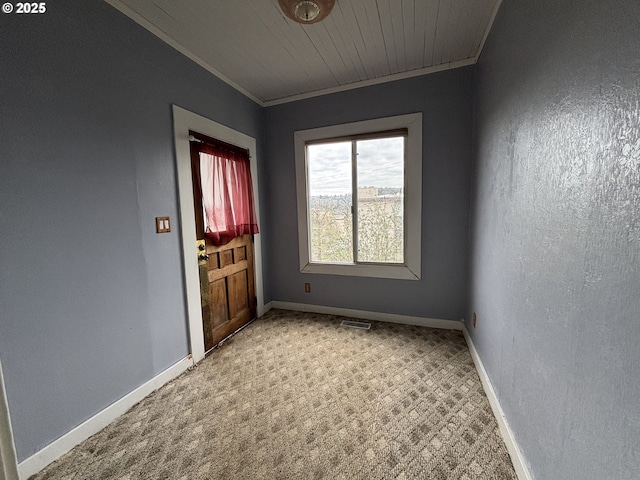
[32, 309, 517, 479]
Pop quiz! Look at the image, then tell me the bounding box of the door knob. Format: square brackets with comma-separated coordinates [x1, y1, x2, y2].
[199, 254, 210, 261]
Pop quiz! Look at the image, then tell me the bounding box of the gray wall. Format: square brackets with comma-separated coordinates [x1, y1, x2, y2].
[0, 1, 263, 461]
[265, 68, 474, 321]
[468, 1, 640, 479]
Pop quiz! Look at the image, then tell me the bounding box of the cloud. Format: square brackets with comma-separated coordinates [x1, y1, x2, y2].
[308, 137, 404, 196]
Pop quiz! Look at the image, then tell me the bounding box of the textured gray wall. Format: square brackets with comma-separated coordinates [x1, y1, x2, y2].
[265, 69, 474, 320]
[0, 1, 263, 460]
[469, 1, 640, 478]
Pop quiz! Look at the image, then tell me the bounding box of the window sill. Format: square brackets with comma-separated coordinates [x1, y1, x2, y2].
[301, 262, 420, 280]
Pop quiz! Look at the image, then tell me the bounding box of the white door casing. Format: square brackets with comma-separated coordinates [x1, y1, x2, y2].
[172, 105, 265, 363]
[0, 358, 19, 480]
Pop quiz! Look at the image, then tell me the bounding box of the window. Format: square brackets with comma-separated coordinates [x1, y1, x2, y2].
[307, 133, 405, 264]
[294, 113, 422, 280]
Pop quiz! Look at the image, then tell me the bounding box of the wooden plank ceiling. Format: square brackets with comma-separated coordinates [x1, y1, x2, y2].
[107, 0, 501, 106]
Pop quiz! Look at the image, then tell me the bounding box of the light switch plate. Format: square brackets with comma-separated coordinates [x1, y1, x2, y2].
[156, 216, 171, 233]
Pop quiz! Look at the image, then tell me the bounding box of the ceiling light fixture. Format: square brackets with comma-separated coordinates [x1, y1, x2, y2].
[278, 0, 335, 24]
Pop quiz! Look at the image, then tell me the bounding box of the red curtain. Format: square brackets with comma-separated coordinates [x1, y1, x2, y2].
[198, 143, 259, 246]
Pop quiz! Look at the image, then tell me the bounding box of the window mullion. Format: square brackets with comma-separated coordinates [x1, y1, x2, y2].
[351, 140, 358, 264]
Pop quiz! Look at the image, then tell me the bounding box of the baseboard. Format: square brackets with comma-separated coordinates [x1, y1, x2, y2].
[18, 356, 194, 479]
[462, 327, 533, 480]
[270, 301, 463, 330]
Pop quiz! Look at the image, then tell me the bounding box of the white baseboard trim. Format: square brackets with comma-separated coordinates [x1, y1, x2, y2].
[270, 301, 463, 331]
[18, 356, 194, 479]
[462, 327, 532, 480]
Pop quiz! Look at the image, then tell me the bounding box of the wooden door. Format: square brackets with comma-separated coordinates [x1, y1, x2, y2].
[198, 236, 256, 350]
[191, 142, 257, 352]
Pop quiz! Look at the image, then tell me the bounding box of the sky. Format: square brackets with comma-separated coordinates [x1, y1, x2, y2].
[307, 137, 404, 196]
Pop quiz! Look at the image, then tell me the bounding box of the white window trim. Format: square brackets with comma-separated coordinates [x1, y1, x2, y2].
[294, 113, 422, 280]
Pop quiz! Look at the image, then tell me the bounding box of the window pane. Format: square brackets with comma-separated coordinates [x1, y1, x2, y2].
[356, 137, 404, 263]
[307, 142, 353, 263]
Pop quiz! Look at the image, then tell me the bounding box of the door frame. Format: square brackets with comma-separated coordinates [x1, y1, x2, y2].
[172, 105, 265, 363]
[0, 358, 19, 480]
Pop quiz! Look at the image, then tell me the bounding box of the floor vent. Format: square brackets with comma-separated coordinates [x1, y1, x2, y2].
[340, 320, 372, 330]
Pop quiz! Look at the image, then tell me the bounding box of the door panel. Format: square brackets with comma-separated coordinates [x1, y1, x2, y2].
[220, 249, 233, 268]
[209, 278, 228, 328]
[228, 270, 249, 318]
